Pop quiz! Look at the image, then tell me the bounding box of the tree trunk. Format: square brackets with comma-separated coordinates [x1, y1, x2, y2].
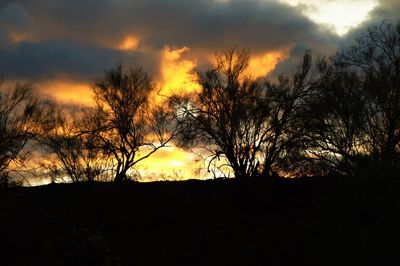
[114, 170, 127, 182]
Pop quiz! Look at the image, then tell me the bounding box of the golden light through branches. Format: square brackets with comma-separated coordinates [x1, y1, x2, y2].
[30, 46, 288, 181]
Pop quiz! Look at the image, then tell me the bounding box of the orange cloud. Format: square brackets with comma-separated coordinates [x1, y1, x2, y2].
[117, 36, 140, 51]
[159, 46, 200, 98]
[246, 50, 289, 78]
[38, 80, 94, 106]
[9, 32, 30, 43]
[7, 30, 39, 44]
[206, 48, 289, 79]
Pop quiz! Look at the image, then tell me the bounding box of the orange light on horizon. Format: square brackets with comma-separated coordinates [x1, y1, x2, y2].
[137, 144, 205, 181]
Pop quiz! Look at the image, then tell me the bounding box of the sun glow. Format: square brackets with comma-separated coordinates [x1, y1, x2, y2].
[137, 144, 203, 181]
[280, 0, 378, 35]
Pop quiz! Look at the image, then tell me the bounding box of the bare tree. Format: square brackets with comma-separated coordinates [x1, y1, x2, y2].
[41, 106, 110, 183]
[340, 20, 400, 174]
[171, 48, 260, 178]
[171, 48, 312, 178]
[259, 51, 322, 177]
[0, 76, 54, 187]
[86, 64, 177, 182]
[296, 57, 367, 176]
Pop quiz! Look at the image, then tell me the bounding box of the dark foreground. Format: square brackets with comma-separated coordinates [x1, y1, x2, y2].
[0, 176, 399, 266]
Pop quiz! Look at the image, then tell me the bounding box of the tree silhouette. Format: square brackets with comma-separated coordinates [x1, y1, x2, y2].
[171, 48, 311, 178]
[171, 49, 260, 177]
[0, 77, 54, 187]
[2, 20, 399, 183]
[86, 64, 177, 182]
[260, 51, 319, 177]
[41, 106, 110, 183]
[340, 20, 400, 175]
[296, 56, 367, 176]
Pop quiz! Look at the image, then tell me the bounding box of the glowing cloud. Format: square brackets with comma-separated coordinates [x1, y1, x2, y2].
[9, 32, 35, 43]
[246, 50, 289, 78]
[160, 46, 200, 98]
[118, 36, 140, 51]
[38, 80, 94, 106]
[280, 0, 379, 35]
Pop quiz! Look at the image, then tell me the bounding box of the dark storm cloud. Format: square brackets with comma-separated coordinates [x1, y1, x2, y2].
[0, 39, 159, 81]
[0, 2, 31, 30]
[12, 0, 339, 51]
[0, 0, 367, 82]
[0, 2, 32, 47]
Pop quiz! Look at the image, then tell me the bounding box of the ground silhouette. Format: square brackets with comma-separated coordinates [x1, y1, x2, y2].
[0, 176, 399, 265]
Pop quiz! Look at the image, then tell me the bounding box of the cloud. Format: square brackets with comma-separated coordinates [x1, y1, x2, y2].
[334, 0, 400, 53]
[366, 0, 400, 24]
[0, 2, 31, 29]
[2, 0, 395, 84]
[0, 2, 34, 46]
[280, 0, 380, 36]
[0, 0, 342, 82]
[272, 0, 399, 77]
[0, 39, 159, 81]
[20, 0, 339, 52]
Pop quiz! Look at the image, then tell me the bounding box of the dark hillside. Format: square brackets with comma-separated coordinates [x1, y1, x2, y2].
[0, 177, 399, 265]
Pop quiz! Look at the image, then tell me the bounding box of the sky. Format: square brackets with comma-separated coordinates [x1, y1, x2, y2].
[0, 0, 399, 181]
[281, 0, 379, 35]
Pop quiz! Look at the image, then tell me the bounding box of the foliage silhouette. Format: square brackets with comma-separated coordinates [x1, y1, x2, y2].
[274, 20, 400, 177]
[171, 20, 400, 179]
[41, 106, 111, 183]
[2, 20, 400, 182]
[85, 63, 177, 182]
[260, 51, 319, 177]
[171, 48, 314, 178]
[292, 56, 367, 176]
[0, 76, 54, 187]
[339, 21, 400, 176]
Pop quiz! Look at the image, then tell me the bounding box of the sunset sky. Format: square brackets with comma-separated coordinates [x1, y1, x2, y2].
[1, 0, 399, 181]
